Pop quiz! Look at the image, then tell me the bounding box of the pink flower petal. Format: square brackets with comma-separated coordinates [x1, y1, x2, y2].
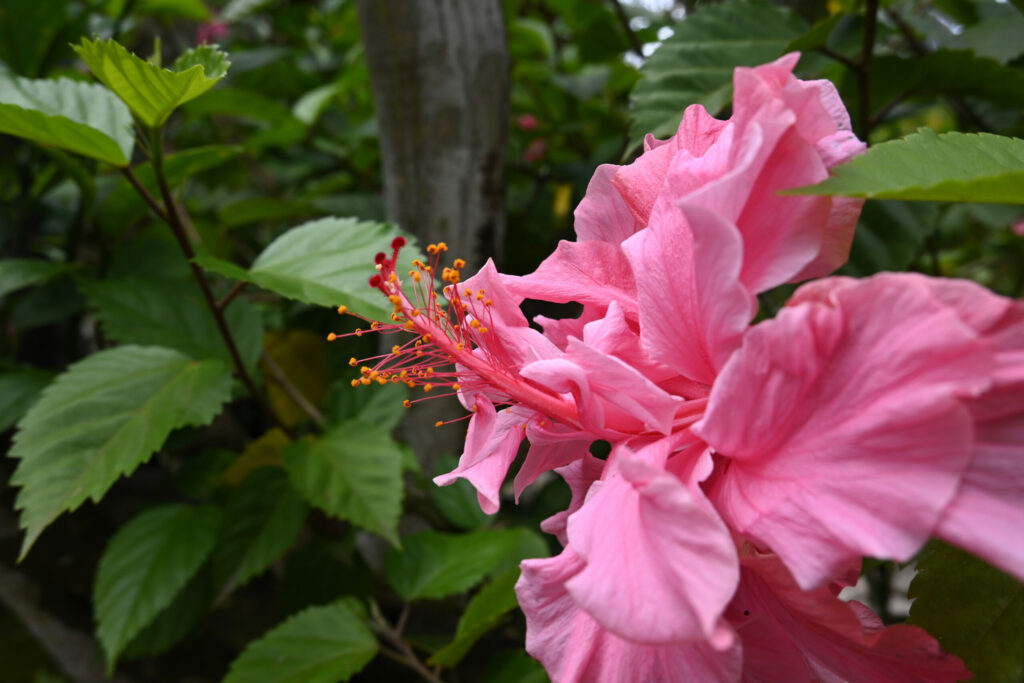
[538, 453, 605, 544]
[564, 447, 739, 644]
[517, 548, 742, 683]
[574, 164, 642, 243]
[514, 425, 594, 504]
[694, 276, 993, 588]
[729, 551, 970, 682]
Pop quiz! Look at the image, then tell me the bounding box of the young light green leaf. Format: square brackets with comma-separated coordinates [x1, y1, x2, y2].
[213, 468, 309, 596]
[81, 277, 263, 371]
[0, 74, 133, 166]
[284, 422, 404, 545]
[73, 38, 229, 127]
[429, 567, 521, 667]
[10, 346, 233, 557]
[794, 129, 1024, 204]
[223, 598, 378, 683]
[0, 259, 73, 298]
[173, 44, 230, 80]
[0, 368, 55, 433]
[384, 528, 542, 601]
[629, 0, 805, 147]
[908, 542, 1023, 682]
[193, 217, 415, 320]
[94, 504, 221, 669]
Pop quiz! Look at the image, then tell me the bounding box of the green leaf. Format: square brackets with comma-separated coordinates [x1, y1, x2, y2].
[783, 12, 843, 53]
[94, 504, 221, 669]
[0, 74, 133, 166]
[138, 0, 210, 21]
[10, 346, 233, 557]
[795, 129, 1024, 204]
[0, 259, 73, 298]
[482, 650, 550, 683]
[429, 454, 494, 531]
[908, 542, 1024, 682]
[0, 369, 55, 433]
[81, 277, 263, 371]
[193, 217, 414, 320]
[429, 567, 521, 667]
[843, 201, 940, 276]
[223, 598, 378, 683]
[323, 379, 407, 432]
[213, 469, 309, 596]
[0, 0, 68, 77]
[73, 38, 229, 127]
[384, 528, 542, 601]
[122, 564, 212, 660]
[628, 0, 806, 146]
[284, 422, 404, 545]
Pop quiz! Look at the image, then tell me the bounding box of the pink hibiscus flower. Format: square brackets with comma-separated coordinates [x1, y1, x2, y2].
[333, 54, 1023, 681]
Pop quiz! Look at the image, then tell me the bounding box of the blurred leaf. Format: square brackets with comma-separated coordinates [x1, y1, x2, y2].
[0, 369, 54, 433]
[482, 650, 550, 683]
[429, 455, 494, 531]
[122, 564, 212, 659]
[194, 217, 414, 320]
[552, 65, 610, 100]
[137, 0, 210, 19]
[629, 0, 805, 146]
[262, 329, 329, 428]
[913, 2, 1024, 64]
[323, 379, 407, 432]
[283, 542, 373, 613]
[221, 428, 291, 486]
[429, 567, 521, 666]
[384, 528, 541, 601]
[908, 542, 1024, 682]
[0, 74, 133, 166]
[217, 198, 318, 228]
[9, 278, 83, 330]
[82, 277, 263, 371]
[284, 422, 404, 545]
[292, 83, 341, 125]
[784, 12, 843, 53]
[74, 38, 229, 127]
[10, 346, 232, 557]
[213, 468, 309, 596]
[796, 129, 1024, 203]
[175, 448, 236, 498]
[843, 201, 940, 276]
[223, 598, 378, 683]
[0, 0, 67, 76]
[0, 259, 73, 298]
[94, 504, 221, 669]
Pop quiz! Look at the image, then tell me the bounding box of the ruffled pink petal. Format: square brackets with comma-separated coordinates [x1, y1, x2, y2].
[514, 425, 593, 504]
[517, 548, 742, 683]
[573, 164, 641, 243]
[564, 447, 739, 644]
[432, 396, 526, 513]
[622, 200, 756, 386]
[728, 551, 970, 682]
[538, 453, 605, 544]
[694, 276, 994, 588]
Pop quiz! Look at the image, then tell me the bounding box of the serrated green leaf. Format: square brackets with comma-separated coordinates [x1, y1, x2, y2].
[384, 528, 542, 601]
[213, 469, 309, 596]
[81, 277, 263, 371]
[193, 217, 415, 320]
[284, 422, 403, 545]
[628, 0, 806, 147]
[0, 369, 55, 433]
[223, 598, 378, 683]
[908, 543, 1024, 682]
[10, 346, 233, 556]
[173, 44, 230, 79]
[795, 129, 1024, 203]
[429, 567, 521, 667]
[73, 38, 229, 127]
[94, 504, 221, 669]
[0, 74, 133, 165]
[0, 259, 73, 298]
[122, 563, 212, 660]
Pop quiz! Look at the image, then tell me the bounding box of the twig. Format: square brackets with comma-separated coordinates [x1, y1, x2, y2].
[216, 280, 248, 310]
[817, 46, 861, 72]
[260, 348, 326, 428]
[857, 0, 879, 140]
[145, 126, 292, 437]
[121, 167, 167, 222]
[369, 601, 444, 683]
[608, 0, 645, 58]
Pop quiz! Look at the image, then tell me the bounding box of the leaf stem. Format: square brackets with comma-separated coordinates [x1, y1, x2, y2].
[260, 348, 325, 428]
[143, 125, 292, 437]
[369, 601, 444, 683]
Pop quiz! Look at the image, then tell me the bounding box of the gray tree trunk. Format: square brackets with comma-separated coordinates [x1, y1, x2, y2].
[355, 0, 510, 469]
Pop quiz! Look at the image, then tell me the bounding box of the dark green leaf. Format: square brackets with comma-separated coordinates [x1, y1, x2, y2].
[0, 74, 133, 166]
[482, 650, 550, 683]
[796, 129, 1024, 203]
[284, 422, 404, 545]
[429, 567, 521, 666]
[429, 455, 494, 531]
[10, 346, 233, 556]
[323, 380, 408, 432]
[0, 0, 68, 76]
[94, 504, 221, 669]
[908, 542, 1024, 682]
[385, 528, 543, 601]
[842, 201, 940, 276]
[223, 598, 378, 683]
[629, 0, 806, 146]
[783, 12, 843, 53]
[122, 564, 213, 659]
[213, 469, 309, 596]
[0, 369, 55, 433]
[0, 259, 73, 298]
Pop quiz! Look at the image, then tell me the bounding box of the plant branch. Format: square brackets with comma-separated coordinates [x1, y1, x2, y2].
[857, 0, 879, 140]
[260, 348, 326, 428]
[608, 0, 645, 58]
[216, 280, 248, 310]
[121, 167, 167, 222]
[144, 126, 291, 436]
[369, 601, 444, 683]
[817, 46, 861, 72]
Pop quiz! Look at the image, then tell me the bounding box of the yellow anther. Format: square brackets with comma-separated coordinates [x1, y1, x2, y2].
[464, 288, 473, 296]
[351, 379, 360, 387]
[376, 378, 388, 385]
[470, 319, 481, 329]
[423, 383, 433, 392]
[452, 383, 460, 390]
[412, 259, 425, 268]
[361, 366, 371, 375]
[412, 272, 421, 282]
[369, 371, 380, 380]
[410, 309, 421, 317]
[485, 299, 493, 307]
[404, 320, 415, 330]
[405, 380, 415, 388]
[453, 258, 466, 269]
[388, 295, 401, 305]
[426, 367, 434, 375]
[455, 343, 465, 351]
[416, 350, 424, 357]
[391, 313, 400, 321]
[403, 400, 412, 408]
[422, 334, 432, 343]
[437, 242, 448, 251]
[400, 370, 409, 379]
[476, 291, 485, 301]
[389, 272, 397, 283]
[355, 328, 363, 337]
[327, 333, 337, 341]
[371, 321, 381, 329]
[348, 357, 358, 367]
[360, 377, 372, 385]
[392, 345, 402, 355]
[435, 420, 444, 427]
[427, 244, 438, 255]
[337, 305, 348, 315]
[479, 327, 488, 334]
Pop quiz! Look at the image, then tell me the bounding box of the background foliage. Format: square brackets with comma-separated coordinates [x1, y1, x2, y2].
[1, 0, 1022, 681]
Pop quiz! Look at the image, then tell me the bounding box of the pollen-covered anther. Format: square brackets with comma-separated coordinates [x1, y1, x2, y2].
[424, 383, 434, 392]
[452, 383, 460, 391]
[435, 420, 444, 428]
[336, 305, 347, 315]
[355, 328, 363, 337]
[351, 379, 360, 387]
[470, 319, 481, 330]
[360, 377, 372, 386]
[403, 400, 412, 408]
[327, 333, 337, 341]
[348, 357, 358, 367]
[392, 345, 402, 355]
[388, 295, 401, 305]
[453, 258, 466, 269]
